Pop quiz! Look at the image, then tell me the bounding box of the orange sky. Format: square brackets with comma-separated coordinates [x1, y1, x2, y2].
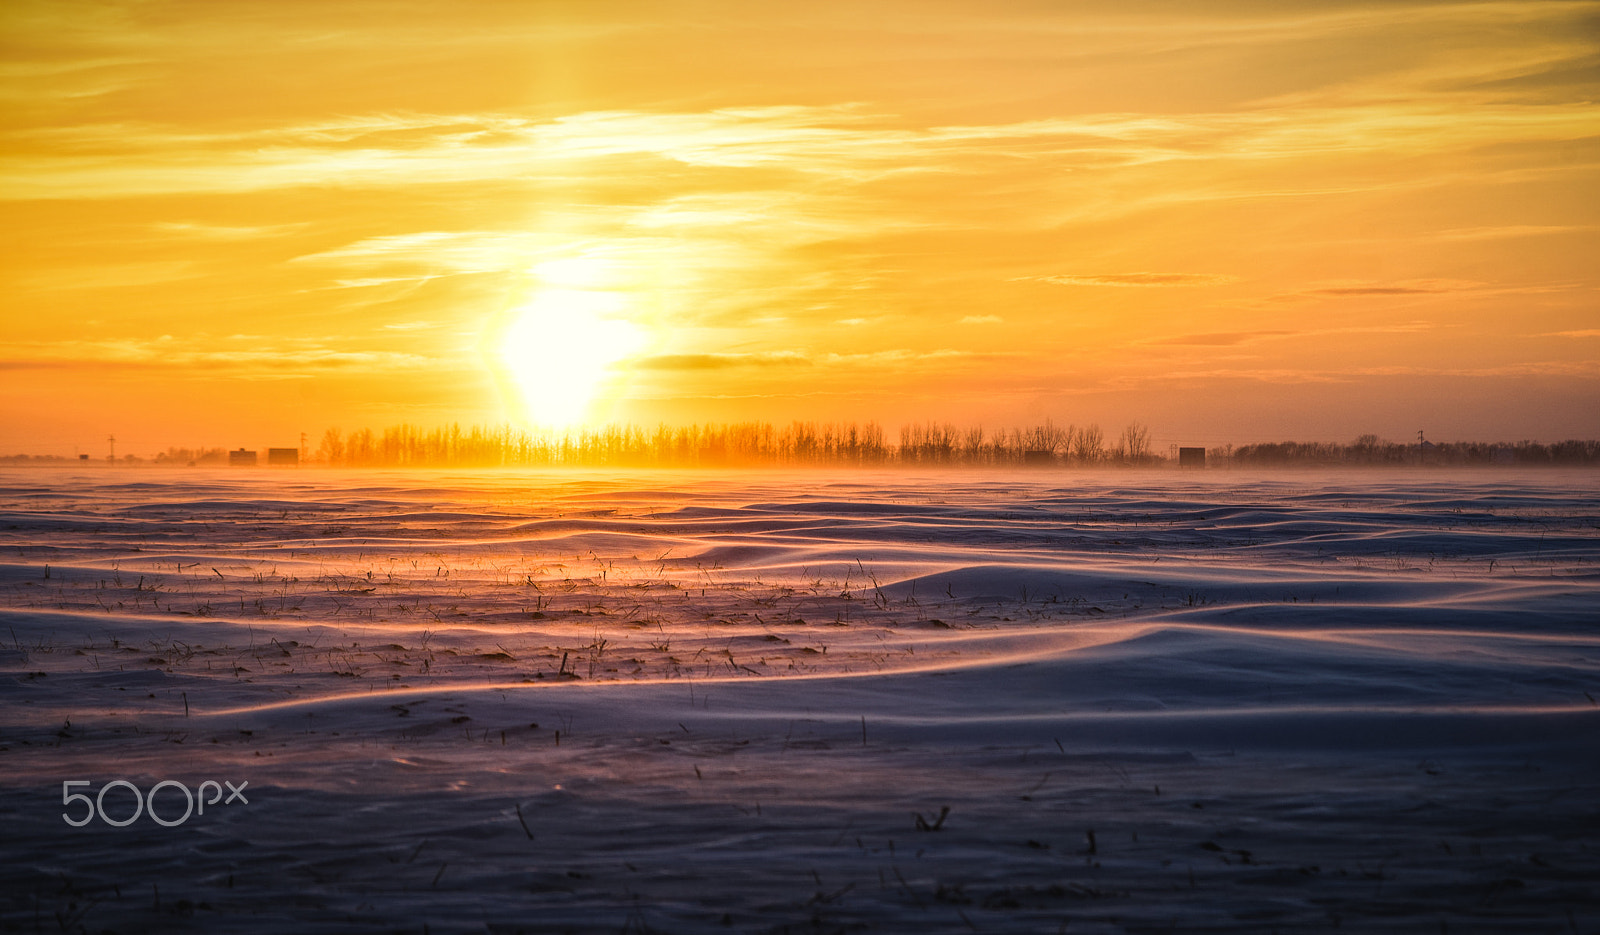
[3, 0, 1598, 456]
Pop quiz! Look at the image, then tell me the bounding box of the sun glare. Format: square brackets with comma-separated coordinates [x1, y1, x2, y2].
[500, 289, 644, 427]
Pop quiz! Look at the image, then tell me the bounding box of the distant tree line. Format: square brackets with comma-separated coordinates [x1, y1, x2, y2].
[294, 423, 1596, 469]
[304, 420, 1160, 468]
[153, 447, 229, 466]
[5, 427, 1595, 468]
[1232, 434, 1600, 467]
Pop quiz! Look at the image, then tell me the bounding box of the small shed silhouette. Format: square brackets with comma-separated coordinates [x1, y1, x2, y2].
[267, 448, 299, 467]
[1023, 450, 1055, 467]
[228, 448, 257, 467]
[1178, 447, 1206, 468]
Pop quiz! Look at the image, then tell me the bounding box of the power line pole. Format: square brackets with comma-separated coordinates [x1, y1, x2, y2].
[107, 435, 116, 463]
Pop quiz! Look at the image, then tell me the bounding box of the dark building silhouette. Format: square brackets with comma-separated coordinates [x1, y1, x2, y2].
[267, 448, 299, 466]
[228, 448, 257, 467]
[1179, 447, 1206, 468]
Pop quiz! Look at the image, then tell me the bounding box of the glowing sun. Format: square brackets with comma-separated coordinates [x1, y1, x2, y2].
[500, 288, 643, 427]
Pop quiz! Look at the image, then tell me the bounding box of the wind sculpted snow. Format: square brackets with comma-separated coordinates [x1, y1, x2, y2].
[2, 468, 1597, 933]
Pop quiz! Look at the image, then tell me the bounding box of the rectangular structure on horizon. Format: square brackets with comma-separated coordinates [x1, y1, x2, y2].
[228, 448, 257, 467]
[1179, 447, 1206, 468]
[267, 448, 299, 466]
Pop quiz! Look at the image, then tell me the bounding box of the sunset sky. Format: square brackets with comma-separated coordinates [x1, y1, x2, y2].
[3, 1, 1598, 456]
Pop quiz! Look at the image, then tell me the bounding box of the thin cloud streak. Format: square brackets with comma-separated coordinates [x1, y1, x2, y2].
[1, 337, 450, 373]
[5, 97, 1596, 201]
[1145, 331, 1293, 346]
[1028, 273, 1239, 287]
[634, 352, 811, 371]
[1138, 322, 1437, 348]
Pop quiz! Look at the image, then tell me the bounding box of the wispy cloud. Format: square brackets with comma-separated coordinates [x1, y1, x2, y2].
[293, 230, 556, 273]
[1096, 359, 1600, 388]
[1310, 286, 1449, 296]
[634, 348, 986, 371]
[151, 221, 309, 240]
[1434, 224, 1598, 242]
[0, 337, 449, 373]
[633, 352, 811, 371]
[1027, 273, 1238, 287]
[8, 261, 199, 292]
[1272, 280, 1484, 301]
[1145, 330, 1293, 346]
[1138, 321, 1436, 347]
[5, 88, 1596, 203]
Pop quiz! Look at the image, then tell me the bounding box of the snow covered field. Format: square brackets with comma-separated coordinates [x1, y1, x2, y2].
[2, 467, 1597, 933]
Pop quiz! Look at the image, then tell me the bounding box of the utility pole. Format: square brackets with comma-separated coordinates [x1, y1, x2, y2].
[107, 435, 116, 463]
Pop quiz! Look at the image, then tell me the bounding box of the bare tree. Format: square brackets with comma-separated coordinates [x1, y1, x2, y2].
[1071, 424, 1104, 464]
[317, 428, 346, 466]
[962, 426, 987, 464]
[1120, 423, 1150, 465]
[1023, 419, 1069, 455]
